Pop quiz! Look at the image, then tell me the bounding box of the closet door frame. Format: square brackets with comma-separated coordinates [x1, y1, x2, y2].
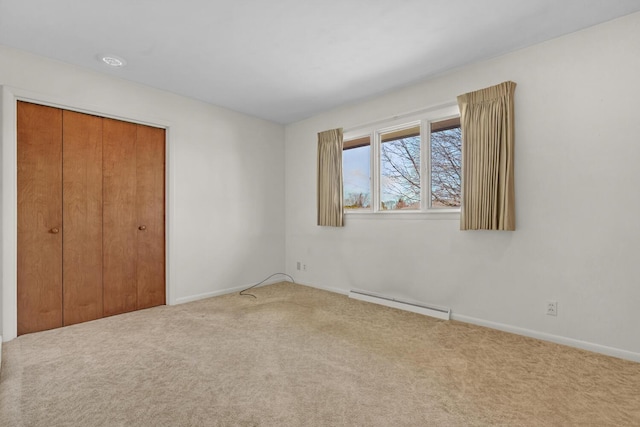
[1, 86, 173, 341]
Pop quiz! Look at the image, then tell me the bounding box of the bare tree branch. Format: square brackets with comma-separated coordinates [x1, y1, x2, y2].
[378, 129, 461, 208]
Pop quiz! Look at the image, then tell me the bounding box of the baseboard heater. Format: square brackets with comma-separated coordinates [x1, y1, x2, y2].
[349, 290, 450, 321]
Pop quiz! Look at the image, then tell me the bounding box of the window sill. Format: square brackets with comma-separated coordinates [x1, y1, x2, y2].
[344, 209, 460, 220]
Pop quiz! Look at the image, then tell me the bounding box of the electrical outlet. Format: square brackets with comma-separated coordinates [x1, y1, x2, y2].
[303, 264, 307, 271]
[547, 300, 558, 316]
[296, 261, 301, 271]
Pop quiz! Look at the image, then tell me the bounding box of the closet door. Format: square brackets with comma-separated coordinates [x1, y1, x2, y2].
[18, 105, 166, 331]
[103, 118, 138, 316]
[17, 101, 63, 335]
[136, 125, 166, 309]
[62, 110, 104, 325]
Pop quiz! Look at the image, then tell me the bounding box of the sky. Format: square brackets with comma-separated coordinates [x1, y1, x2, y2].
[343, 145, 370, 199]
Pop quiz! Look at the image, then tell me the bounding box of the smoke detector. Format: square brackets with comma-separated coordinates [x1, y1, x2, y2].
[100, 54, 127, 67]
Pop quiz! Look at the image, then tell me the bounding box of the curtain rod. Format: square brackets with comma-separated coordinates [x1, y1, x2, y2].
[343, 101, 458, 134]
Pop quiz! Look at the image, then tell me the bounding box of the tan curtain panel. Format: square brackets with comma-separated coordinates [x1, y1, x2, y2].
[457, 81, 516, 231]
[317, 128, 344, 227]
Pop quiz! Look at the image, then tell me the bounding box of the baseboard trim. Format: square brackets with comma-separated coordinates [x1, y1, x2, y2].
[174, 278, 286, 305]
[293, 280, 349, 296]
[295, 281, 640, 363]
[452, 313, 640, 363]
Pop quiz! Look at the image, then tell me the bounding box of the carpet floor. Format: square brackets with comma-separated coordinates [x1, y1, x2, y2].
[1, 282, 639, 426]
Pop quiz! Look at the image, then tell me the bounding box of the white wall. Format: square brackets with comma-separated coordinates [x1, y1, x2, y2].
[285, 12, 640, 361]
[1, 45, 285, 340]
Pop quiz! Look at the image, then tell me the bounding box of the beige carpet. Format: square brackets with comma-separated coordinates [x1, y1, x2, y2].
[1, 282, 639, 426]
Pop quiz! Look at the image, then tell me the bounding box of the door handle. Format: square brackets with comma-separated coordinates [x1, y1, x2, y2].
[50, 227, 60, 234]
[138, 225, 147, 231]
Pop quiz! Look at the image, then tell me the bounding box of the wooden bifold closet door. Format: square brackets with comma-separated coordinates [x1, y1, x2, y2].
[102, 119, 166, 316]
[17, 102, 64, 334]
[62, 110, 104, 326]
[17, 101, 165, 336]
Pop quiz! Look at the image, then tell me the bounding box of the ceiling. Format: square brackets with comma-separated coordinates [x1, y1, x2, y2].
[1, 1, 639, 124]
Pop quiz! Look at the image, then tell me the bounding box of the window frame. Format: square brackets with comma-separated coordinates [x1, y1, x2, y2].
[375, 120, 422, 212]
[342, 104, 461, 220]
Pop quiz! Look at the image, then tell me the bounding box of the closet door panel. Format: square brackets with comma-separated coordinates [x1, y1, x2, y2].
[135, 125, 166, 309]
[63, 110, 103, 326]
[103, 118, 138, 316]
[17, 101, 63, 335]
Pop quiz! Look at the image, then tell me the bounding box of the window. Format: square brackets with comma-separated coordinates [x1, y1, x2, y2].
[343, 135, 371, 210]
[430, 118, 461, 208]
[342, 106, 461, 215]
[380, 124, 421, 210]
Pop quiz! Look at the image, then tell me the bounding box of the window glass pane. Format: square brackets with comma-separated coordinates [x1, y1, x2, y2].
[343, 140, 371, 209]
[380, 125, 420, 210]
[430, 118, 461, 208]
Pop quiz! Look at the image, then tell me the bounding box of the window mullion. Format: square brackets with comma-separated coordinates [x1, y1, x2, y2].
[421, 120, 429, 211]
[371, 130, 381, 213]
